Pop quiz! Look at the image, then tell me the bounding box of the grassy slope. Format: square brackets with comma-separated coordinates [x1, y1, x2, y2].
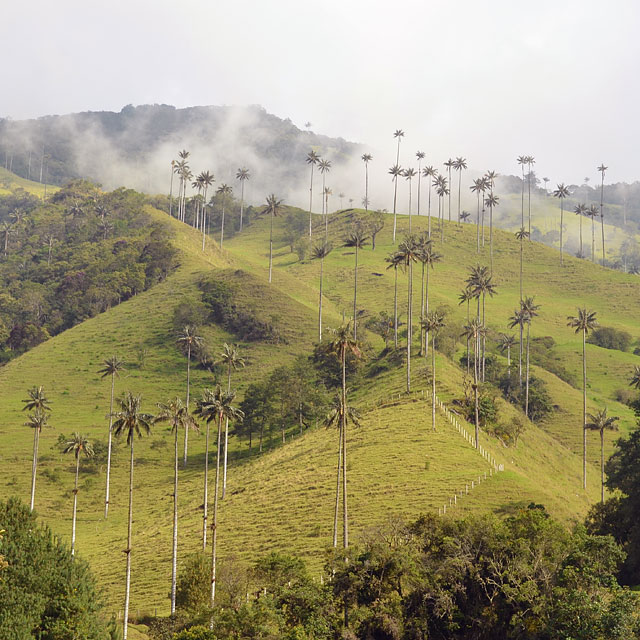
[0, 202, 638, 621]
[0, 166, 58, 198]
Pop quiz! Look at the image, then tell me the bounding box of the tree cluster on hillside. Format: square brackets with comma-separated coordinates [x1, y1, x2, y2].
[0, 180, 177, 361]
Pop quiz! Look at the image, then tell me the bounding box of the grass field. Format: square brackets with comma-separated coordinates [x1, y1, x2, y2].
[0, 166, 58, 198]
[1, 193, 638, 628]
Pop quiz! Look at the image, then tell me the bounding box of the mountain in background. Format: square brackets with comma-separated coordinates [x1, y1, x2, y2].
[0, 104, 361, 200]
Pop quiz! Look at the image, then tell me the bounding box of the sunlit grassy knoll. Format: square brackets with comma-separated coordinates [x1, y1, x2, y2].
[0, 166, 58, 198]
[0, 203, 636, 621]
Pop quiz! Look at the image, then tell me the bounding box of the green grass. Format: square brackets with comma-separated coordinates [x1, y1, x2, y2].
[1, 201, 638, 626]
[0, 166, 58, 198]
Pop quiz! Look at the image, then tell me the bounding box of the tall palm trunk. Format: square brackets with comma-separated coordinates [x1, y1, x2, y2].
[519, 237, 524, 303]
[202, 420, 210, 550]
[427, 181, 432, 237]
[30, 426, 40, 512]
[71, 454, 79, 558]
[417, 166, 421, 216]
[240, 180, 245, 232]
[600, 175, 606, 266]
[171, 422, 178, 614]
[220, 199, 226, 249]
[268, 211, 274, 283]
[431, 333, 436, 432]
[560, 200, 564, 265]
[123, 441, 135, 640]
[518, 322, 523, 389]
[527, 168, 532, 237]
[364, 163, 369, 213]
[520, 166, 525, 228]
[408, 178, 413, 232]
[600, 428, 605, 504]
[425, 265, 431, 358]
[525, 322, 531, 417]
[392, 178, 398, 243]
[579, 214, 583, 257]
[419, 263, 425, 356]
[308, 165, 314, 236]
[184, 344, 191, 468]
[318, 257, 324, 342]
[341, 348, 348, 549]
[507, 345, 511, 377]
[447, 167, 452, 222]
[353, 245, 359, 339]
[406, 261, 413, 393]
[476, 192, 480, 252]
[210, 413, 223, 611]
[223, 367, 231, 499]
[489, 202, 494, 274]
[582, 330, 587, 490]
[591, 214, 596, 262]
[474, 340, 480, 450]
[104, 373, 115, 518]
[393, 267, 398, 348]
[333, 422, 342, 547]
[169, 169, 174, 217]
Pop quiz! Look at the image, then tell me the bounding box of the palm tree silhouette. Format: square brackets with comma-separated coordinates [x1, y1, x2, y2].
[419, 238, 441, 357]
[323, 392, 361, 547]
[508, 308, 528, 389]
[311, 243, 333, 342]
[385, 251, 403, 348]
[459, 210, 471, 223]
[517, 155, 527, 228]
[361, 154, 372, 214]
[111, 392, 153, 640]
[393, 129, 404, 165]
[23, 386, 51, 512]
[177, 326, 203, 467]
[98, 355, 125, 519]
[318, 159, 332, 217]
[587, 204, 599, 262]
[306, 150, 320, 236]
[195, 387, 243, 609]
[553, 184, 570, 264]
[484, 192, 499, 273]
[323, 187, 333, 235]
[597, 164, 608, 265]
[574, 203, 587, 258]
[154, 398, 196, 614]
[459, 287, 474, 374]
[404, 167, 417, 231]
[422, 166, 437, 236]
[325, 323, 361, 549]
[415, 151, 425, 215]
[396, 237, 420, 391]
[199, 171, 215, 251]
[235, 168, 250, 233]
[260, 194, 284, 283]
[467, 265, 497, 381]
[521, 296, 541, 417]
[344, 229, 369, 339]
[498, 333, 516, 378]
[567, 308, 599, 490]
[216, 184, 233, 249]
[62, 433, 94, 559]
[454, 157, 467, 225]
[389, 164, 403, 242]
[444, 159, 454, 222]
[526, 156, 535, 237]
[434, 175, 449, 243]
[423, 311, 445, 432]
[586, 408, 619, 503]
[220, 344, 245, 499]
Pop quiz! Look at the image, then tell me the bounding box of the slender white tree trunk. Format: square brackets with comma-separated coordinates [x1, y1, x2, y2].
[341, 350, 348, 549]
[353, 247, 358, 339]
[184, 344, 191, 468]
[203, 421, 209, 550]
[105, 374, 115, 519]
[223, 368, 232, 499]
[210, 414, 223, 618]
[333, 422, 342, 547]
[171, 426, 178, 614]
[318, 258, 324, 342]
[71, 455, 79, 558]
[123, 441, 134, 640]
[30, 427, 39, 512]
[582, 331, 587, 490]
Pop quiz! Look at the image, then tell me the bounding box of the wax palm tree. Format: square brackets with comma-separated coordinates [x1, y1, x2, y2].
[311, 243, 333, 341]
[220, 343, 245, 499]
[199, 171, 215, 250]
[306, 150, 321, 235]
[361, 153, 372, 213]
[586, 408, 619, 503]
[235, 168, 250, 232]
[216, 184, 233, 249]
[587, 204, 599, 262]
[404, 167, 417, 231]
[389, 164, 404, 242]
[423, 166, 437, 236]
[458, 287, 473, 374]
[420, 239, 442, 358]
[526, 156, 535, 236]
[323, 186, 333, 234]
[435, 177, 449, 243]
[177, 326, 203, 467]
[461, 318, 486, 448]
[169, 159, 176, 217]
[574, 203, 587, 258]
[344, 230, 369, 339]
[597, 164, 608, 265]
[459, 210, 471, 223]
[542, 177, 550, 194]
[521, 296, 541, 417]
[484, 192, 499, 272]
[467, 265, 497, 381]
[318, 159, 332, 218]
[470, 178, 485, 252]
[444, 159, 454, 222]
[517, 155, 527, 228]
[454, 157, 467, 225]
[98, 355, 125, 519]
[423, 311, 445, 432]
[393, 129, 404, 165]
[23, 386, 51, 512]
[324, 392, 361, 548]
[396, 237, 420, 392]
[260, 194, 284, 283]
[508, 308, 527, 388]
[553, 184, 570, 264]
[197, 387, 243, 611]
[112, 392, 153, 640]
[192, 174, 204, 229]
[385, 251, 403, 348]
[567, 308, 599, 490]
[498, 333, 516, 378]
[515, 227, 530, 303]
[62, 434, 94, 559]
[415, 151, 425, 215]
[154, 398, 196, 614]
[325, 323, 361, 548]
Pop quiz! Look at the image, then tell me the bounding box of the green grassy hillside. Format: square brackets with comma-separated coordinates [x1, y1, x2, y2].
[1, 200, 638, 624]
[0, 166, 57, 198]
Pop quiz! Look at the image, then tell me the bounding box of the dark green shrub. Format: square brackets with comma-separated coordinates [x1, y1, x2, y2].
[587, 326, 633, 352]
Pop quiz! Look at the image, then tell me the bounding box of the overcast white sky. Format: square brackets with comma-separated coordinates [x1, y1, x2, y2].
[3, 0, 639, 184]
